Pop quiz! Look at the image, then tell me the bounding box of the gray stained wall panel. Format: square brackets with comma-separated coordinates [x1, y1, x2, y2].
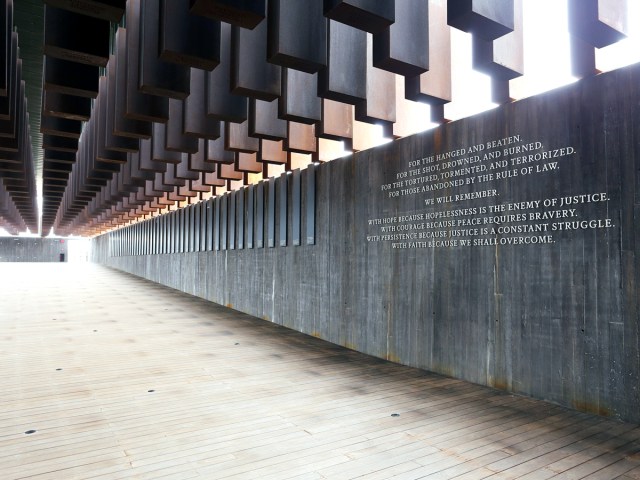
[92, 64, 640, 424]
[0, 237, 68, 262]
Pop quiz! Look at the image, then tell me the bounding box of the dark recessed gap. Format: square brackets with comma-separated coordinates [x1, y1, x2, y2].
[148, 389, 155, 393]
[391, 413, 400, 417]
[25, 430, 36, 434]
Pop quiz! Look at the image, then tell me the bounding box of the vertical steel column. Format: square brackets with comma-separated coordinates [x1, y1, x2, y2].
[246, 185, 254, 249]
[256, 181, 264, 248]
[305, 164, 316, 245]
[292, 168, 301, 246]
[278, 173, 288, 247]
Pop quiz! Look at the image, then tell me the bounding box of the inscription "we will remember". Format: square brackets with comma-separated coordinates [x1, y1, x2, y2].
[367, 134, 614, 249]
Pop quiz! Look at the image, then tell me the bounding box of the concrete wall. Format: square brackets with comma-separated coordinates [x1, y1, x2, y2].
[92, 63, 640, 423]
[0, 237, 68, 262]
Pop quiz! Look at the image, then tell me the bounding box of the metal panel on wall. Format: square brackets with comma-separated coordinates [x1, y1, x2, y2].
[157, 219, 162, 254]
[220, 194, 227, 250]
[256, 181, 264, 248]
[193, 204, 200, 252]
[168, 211, 175, 253]
[292, 168, 301, 246]
[236, 189, 244, 249]
[246, 185, 254, 248]
[278, 173, 287, 247]
[199, 201, 207, 252]
[206, 198, 214, 251]
[305, 164, 315, 245]
[267, 177, 276, 248]
[228, 191, 236, 249]
[214, 197, 220, 251]
[178, 208, 185, 253]
[182, 206, 190, 253]
[188, 206, 194, 252]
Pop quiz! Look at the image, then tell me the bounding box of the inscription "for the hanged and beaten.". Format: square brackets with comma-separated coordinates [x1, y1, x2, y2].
[367, 134, 614, 249]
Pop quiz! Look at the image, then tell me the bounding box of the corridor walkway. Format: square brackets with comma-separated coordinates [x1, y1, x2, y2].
[0, 263, 639, 479]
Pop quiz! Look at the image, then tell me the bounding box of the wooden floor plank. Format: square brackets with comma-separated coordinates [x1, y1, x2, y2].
[618, 465, 640, 479]
[0, 263, 638, 480]
[497, 423, 640, 480]
[580, 456, 640, 480]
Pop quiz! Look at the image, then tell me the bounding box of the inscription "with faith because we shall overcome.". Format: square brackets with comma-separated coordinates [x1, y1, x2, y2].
[367, 134, 614, 249]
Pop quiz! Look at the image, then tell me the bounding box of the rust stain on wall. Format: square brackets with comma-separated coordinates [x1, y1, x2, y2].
[572, 400, 611, 418]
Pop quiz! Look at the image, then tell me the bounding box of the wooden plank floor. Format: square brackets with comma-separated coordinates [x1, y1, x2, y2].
[0, 263, 639, 480]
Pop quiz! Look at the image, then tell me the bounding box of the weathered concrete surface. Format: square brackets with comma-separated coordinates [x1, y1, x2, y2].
[0, 237, 68, 262]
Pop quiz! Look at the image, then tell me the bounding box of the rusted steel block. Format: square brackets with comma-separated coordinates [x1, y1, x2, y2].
[189, 0, 265, 30]
[323, 0, 394, 34]
[206, 23, 247, 123]
[267, 0, 326, 73]
[447, 0, 514, 40]
[43, 0, 125, 22]
[44, 5, 110, 67]
[231, 20, 280, 101]
[159, 0, 220, 70]
[373, 0, 429, 76]
[44, 56, 99, 99]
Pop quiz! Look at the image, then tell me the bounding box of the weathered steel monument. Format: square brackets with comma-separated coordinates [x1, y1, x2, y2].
[1, 1, 638, 424]
[93, 59, 640, 424]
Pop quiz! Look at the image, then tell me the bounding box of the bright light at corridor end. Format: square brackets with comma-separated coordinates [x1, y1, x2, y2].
[446, 0, 640, 121]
